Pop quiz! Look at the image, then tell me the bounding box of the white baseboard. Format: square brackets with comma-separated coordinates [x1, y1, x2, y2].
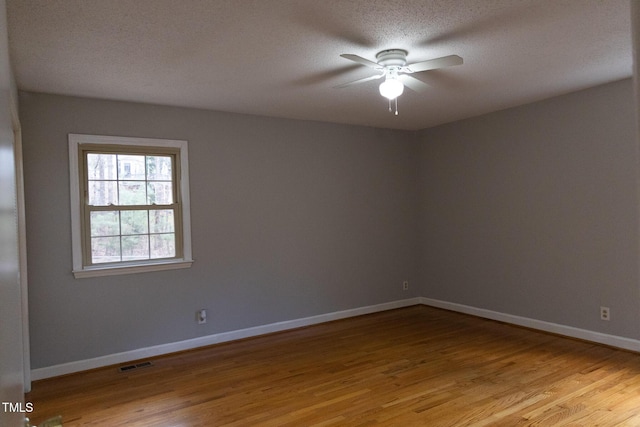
[31, 297, 422, 381]
[32, 296, 640, 381]
[419, 297, 640, 353]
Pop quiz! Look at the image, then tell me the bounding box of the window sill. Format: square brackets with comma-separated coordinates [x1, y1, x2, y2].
[72, 259, 194, 279]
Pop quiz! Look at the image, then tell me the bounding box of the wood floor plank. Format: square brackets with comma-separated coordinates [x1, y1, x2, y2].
[25, 305, 640, 426]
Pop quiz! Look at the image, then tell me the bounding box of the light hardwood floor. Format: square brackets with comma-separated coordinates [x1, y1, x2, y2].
[26, 305, 640, 426]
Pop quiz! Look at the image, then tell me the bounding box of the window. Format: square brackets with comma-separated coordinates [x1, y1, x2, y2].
[69, 134, 193, 278]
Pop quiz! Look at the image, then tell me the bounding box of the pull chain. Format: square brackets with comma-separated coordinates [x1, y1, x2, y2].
[387, 98, 400, 115]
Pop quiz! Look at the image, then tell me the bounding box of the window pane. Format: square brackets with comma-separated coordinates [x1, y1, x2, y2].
[121, 210, 149, 235]
[150, 234, 175, 259]
[73, 135, 190, 273]
[147, 156, 172, 181]
[147, 182, 173, 204]
[119, 181, 147, 205]
[91, 236, 121, 264]
[150, 209, 174, 233]
[87, 154, 117, 180]
[90, 211, 120, 237]
[122, 235, 149, 261]
[118, 154, 146, 180]
[88, 181, 118, 205]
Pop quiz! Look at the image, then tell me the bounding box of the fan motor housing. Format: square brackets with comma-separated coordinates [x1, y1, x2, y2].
[376, 49, 408, 67]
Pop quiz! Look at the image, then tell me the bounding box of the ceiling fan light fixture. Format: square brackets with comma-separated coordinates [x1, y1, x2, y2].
[379, 77, 404, 100]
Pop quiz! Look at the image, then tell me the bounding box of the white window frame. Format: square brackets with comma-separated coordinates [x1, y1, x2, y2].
[69, 134, 193, 278]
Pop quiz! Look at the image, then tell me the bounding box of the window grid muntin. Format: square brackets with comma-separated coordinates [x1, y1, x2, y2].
[80, 145, 182, 267]
[86, 153, 174, 206]
[88, 206, 178, 264]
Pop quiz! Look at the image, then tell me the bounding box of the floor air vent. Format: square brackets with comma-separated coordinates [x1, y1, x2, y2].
[118, 361, 154, 372]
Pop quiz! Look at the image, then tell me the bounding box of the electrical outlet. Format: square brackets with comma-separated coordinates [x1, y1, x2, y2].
[197, 309, 207, 324]
[600, 306, 610, 321]
[403, 281, 409, 291]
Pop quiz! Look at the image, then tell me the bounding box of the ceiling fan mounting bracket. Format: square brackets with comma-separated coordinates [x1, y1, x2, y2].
[375, 49, 408, 67]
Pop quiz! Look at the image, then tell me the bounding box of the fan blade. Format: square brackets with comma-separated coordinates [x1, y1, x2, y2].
[334, 73, 384, 89]
[340, 54, 382, 69]
[405, 55, 463, 73]
[400, 75, 430, 93]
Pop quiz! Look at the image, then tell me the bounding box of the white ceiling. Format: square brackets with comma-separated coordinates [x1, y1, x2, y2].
[5, 0, 633, 131]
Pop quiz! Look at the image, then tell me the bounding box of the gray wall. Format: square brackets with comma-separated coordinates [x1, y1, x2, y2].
[20, 92, 421, 369]
[418, 79, 640, 339]
[21, 78, 640, 371]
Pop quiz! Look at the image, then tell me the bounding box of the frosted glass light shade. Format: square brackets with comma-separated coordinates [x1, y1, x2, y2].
[379, 78, 404, 100]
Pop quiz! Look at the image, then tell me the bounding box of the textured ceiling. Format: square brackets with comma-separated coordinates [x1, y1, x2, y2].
[5, 0, 633, 130]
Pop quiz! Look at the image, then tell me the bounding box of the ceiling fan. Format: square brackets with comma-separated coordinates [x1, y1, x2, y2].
[336, 49, 463, 114]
